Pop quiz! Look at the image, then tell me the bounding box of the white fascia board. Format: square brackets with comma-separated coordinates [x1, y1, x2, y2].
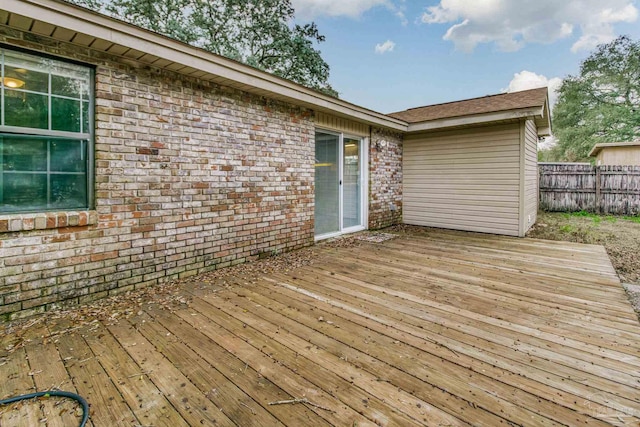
[405, 107, 544, 134]
[4, 0, 407, 131]
[535, 96, 552, 136]
[537, 126, 551, 137]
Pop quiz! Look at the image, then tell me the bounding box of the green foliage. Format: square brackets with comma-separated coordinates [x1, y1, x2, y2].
[68, 0, 338, 97]
[561, 210, 619, 225]
[570, 210, 597, 218]
[624, 215, 640, 223]
[552, 36, 640, 162]
[559, 224, 574, 233]
[604, 215, 618, 223]
[67, 0, 103, 9]
[537, 148, 555, 162]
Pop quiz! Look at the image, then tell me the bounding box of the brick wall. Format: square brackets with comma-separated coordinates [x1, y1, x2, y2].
[0, 29, 315, 319]
[369, 128, 403, 229]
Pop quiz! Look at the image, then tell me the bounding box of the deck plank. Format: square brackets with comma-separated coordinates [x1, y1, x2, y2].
[55, 328, 138, 426]
[82, 322, 189, 427]
[0, 346, 41, 427]
[396, 234, 619, 277]
[351, 243, 625, 298]
[310, 258, 640, 351]
[1, 230, 639, 426]
[24, 326, 85, 427]
[171, 299, 422, 426]
[261, 272, 640, 423]
[266, 271, 640, 387]
[343, 246, 637, 318]
[130, 312, 288, 426]
[207, 280, 589, 426]
[106, 319, 238, 427]
[189, 295, 467, 426]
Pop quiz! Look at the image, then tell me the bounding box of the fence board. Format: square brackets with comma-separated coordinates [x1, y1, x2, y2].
[539, 164, 640, 215]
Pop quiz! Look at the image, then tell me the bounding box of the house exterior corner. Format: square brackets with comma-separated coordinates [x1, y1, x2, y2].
[368, 128, 403, 230]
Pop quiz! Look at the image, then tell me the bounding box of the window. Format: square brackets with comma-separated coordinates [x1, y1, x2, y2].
[0, 48, 93, 213]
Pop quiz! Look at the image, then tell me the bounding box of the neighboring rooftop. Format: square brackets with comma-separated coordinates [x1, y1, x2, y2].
[589, 140, 640, 157]
[388, 87, 549, 123]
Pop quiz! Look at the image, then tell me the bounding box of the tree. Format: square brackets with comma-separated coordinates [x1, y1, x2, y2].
[552, 36, 640, 162]
[69, 0, 338, 97]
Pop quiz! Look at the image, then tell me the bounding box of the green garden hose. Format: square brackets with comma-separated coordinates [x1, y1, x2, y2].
[0, 390, 89, 427]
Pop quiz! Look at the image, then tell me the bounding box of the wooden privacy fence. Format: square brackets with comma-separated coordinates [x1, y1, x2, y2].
[539, 163, 640, 215]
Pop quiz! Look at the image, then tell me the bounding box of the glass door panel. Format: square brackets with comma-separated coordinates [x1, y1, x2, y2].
[314, 132, 340, 236]
[342, 137, 361, 229]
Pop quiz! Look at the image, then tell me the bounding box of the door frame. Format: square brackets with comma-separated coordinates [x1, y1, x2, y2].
[314, 128, 368, 241]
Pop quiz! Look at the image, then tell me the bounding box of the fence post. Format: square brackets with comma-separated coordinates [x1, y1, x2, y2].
[595, 166, 601, 214]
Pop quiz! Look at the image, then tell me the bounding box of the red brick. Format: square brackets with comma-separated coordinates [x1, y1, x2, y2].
[46, 215, 57, 228]
[78, 212, 88, 226]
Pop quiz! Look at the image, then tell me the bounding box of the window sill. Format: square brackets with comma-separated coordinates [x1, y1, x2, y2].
[0, 211, 98, 233]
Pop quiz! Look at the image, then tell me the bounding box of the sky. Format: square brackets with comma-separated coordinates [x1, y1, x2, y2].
[290, 0, 640, 114]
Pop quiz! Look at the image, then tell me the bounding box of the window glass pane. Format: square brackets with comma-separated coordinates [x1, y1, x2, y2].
[52, 97, 81, 132]
[82, 101, 90, 133]
[4, 50, 50, 73]
[4, 90, 48, 129]
[51, 174, 87, 209]
[314, 131, 340, 236]
[51, 139, 86, 172]
[343, 138, 361, 228]
[0, 136, 89, 212]
[51, 75, 82, 98]
[3, 65, 48, 93]
[2, 137, 47, 171]
[1, 173, 48, 212]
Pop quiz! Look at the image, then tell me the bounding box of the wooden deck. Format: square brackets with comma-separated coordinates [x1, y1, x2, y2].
[2, 229, 640, 426]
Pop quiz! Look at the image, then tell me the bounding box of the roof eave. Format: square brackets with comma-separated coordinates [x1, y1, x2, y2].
[589, 141, 640, 157]
[588, 146, 601, 157]
[1, 0, 408, 131]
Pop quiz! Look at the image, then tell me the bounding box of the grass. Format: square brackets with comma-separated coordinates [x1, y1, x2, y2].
[559, 224, 574, 233]
[562, 210, 619, 225]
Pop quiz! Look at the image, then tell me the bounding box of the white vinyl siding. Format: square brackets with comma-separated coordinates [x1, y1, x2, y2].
[522, 119, 538, 234]
[403, 123, 522, 236]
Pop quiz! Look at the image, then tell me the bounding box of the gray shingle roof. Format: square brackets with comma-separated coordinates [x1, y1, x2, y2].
[388, 87, 548, 123]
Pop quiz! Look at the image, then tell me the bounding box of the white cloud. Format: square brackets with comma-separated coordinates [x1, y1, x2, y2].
[421, 0, 638, 53]
[375, 40, 396, 54]
[505, 70, 562, 107]
[292, 0, 391, 19]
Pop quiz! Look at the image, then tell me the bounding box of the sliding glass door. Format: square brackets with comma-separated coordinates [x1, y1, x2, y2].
[314, 130, 366, 239]
[314, 132, 340, 236]
[342, 137, 361, 229]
